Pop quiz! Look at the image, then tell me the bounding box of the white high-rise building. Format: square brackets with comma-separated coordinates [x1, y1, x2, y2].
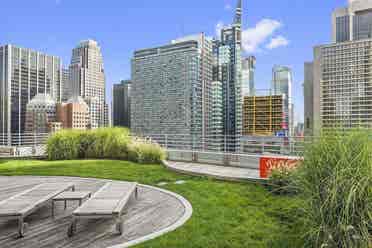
[305, 0, 372, 135]
[69, 40, 107, 128]
[131, 34, 211, 143]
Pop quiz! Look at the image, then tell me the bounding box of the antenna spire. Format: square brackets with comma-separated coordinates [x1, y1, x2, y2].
[234, 0, 242, 26]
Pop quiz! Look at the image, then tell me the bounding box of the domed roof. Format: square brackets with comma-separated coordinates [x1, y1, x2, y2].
[28, 94, 56, 106]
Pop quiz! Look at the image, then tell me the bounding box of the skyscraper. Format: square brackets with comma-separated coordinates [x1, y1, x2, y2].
[242, 56, 256, 97]
[113, 80, 131, 128]
[306, 0, 372, 135]
[210, 81, 224, 151]
[69, 40, 106, 129]
[131, 35, 211, 146]
[313, 41, 372, 133]
[131, 0, 243, 150]
[303, 62, 314, 136]
[104, 103, 110, 127]
[0, 45, 62, 145]
[171, 34, 213, 139]
[61, 68, 70, 102]
[213, 0, 243, 150]
[272, 65, 293, 136]
[332, 0, 372, 43]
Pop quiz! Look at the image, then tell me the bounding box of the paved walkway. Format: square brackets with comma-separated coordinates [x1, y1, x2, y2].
[165, 161, 262, 182]
[0, 176, 192, 248]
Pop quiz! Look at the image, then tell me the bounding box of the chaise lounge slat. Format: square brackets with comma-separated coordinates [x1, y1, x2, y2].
[68, 182, 138, 236]
[0, 182, 75, 237]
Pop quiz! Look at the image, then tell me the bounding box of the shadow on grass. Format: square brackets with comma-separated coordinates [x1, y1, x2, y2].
[0, 159, 9, 164]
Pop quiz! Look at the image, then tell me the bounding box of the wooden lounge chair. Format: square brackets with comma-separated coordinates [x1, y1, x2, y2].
[67, 182, 138, 237]
[0, 182, 75, 237]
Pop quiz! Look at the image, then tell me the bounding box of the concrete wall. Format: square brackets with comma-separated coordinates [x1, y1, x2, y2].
[167, 150, 260, 169]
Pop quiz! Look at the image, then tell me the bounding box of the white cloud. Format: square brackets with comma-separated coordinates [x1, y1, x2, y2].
[266, 35, 289, 49]
[242, 19, 282, 53]
[215, 21, 225, 37]
[215, 18, 288, 53]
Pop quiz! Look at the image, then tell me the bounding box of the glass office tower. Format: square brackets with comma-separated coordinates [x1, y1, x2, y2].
[131, 36, 211, 148]
[242, 56, 256, 97]
[0, 45, 62, 145]
[272, 65, 293, 136]
[112, 80, 131, 128]
[212, 0, 243, 151]
[332, 0, 372, 42]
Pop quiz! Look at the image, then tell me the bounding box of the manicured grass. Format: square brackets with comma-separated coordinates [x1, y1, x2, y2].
[0, 159, 302, 248]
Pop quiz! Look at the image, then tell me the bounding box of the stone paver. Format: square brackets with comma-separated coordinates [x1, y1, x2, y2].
[165, 161, 262, 181]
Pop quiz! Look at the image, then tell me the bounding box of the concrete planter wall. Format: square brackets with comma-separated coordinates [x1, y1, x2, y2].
[167, 150, 260, 170]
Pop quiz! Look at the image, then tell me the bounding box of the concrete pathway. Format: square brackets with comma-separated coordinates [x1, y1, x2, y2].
[165, 161, 262, 182]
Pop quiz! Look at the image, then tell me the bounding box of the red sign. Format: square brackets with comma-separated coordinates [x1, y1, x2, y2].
[259, 156, 301, 178]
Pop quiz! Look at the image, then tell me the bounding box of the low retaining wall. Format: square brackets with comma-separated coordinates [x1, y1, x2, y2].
[167, 150, 260, 170]
[167, 150, 302, 179]
[0, 145, 46, 158]
[0, 146, 15, 156]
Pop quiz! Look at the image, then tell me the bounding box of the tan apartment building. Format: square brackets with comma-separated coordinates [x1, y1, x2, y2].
[56, 97, 90, 130]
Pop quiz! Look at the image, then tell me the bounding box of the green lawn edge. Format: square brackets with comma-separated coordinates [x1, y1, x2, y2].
[0, 159, 302, 248]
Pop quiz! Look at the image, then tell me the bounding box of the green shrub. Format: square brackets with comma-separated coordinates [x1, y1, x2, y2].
[47, 130, 81, 160]
[47, 128, 165, 164]
[294, 130, 372, 248]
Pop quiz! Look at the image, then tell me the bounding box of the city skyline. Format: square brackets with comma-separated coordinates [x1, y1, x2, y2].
[0, 0, 353, 124]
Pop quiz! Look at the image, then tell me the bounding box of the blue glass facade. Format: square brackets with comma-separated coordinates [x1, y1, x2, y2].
[211, 0, 243, 151]
[353, 11, 372, 40]
[336, 15, 350, 42]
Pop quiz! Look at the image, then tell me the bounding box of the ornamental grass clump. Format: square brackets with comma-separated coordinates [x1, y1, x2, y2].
[295, 130, 372, 248]
[128, 137, 166, 164]
[47, 128, 165, 164]
[267, 160, 299, 195]
[85, 128, 131, 159]
[47, 129, 81, 160]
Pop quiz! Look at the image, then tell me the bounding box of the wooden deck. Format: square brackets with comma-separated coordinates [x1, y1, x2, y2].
[0, 176, 189, 248]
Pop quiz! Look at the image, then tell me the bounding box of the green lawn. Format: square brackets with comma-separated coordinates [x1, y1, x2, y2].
[0, 159, 302, 248]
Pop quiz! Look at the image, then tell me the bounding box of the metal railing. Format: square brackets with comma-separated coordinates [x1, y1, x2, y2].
[0, 133, 50, 147]
[138, 134, 310, 157]
[0, 133, 49, 158]
[0, 132, 309, 158]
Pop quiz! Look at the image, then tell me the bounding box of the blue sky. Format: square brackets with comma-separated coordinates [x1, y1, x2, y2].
[1, 0, 349, 123]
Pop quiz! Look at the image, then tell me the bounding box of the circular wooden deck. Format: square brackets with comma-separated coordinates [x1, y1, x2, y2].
[0, 176, 192, 248]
